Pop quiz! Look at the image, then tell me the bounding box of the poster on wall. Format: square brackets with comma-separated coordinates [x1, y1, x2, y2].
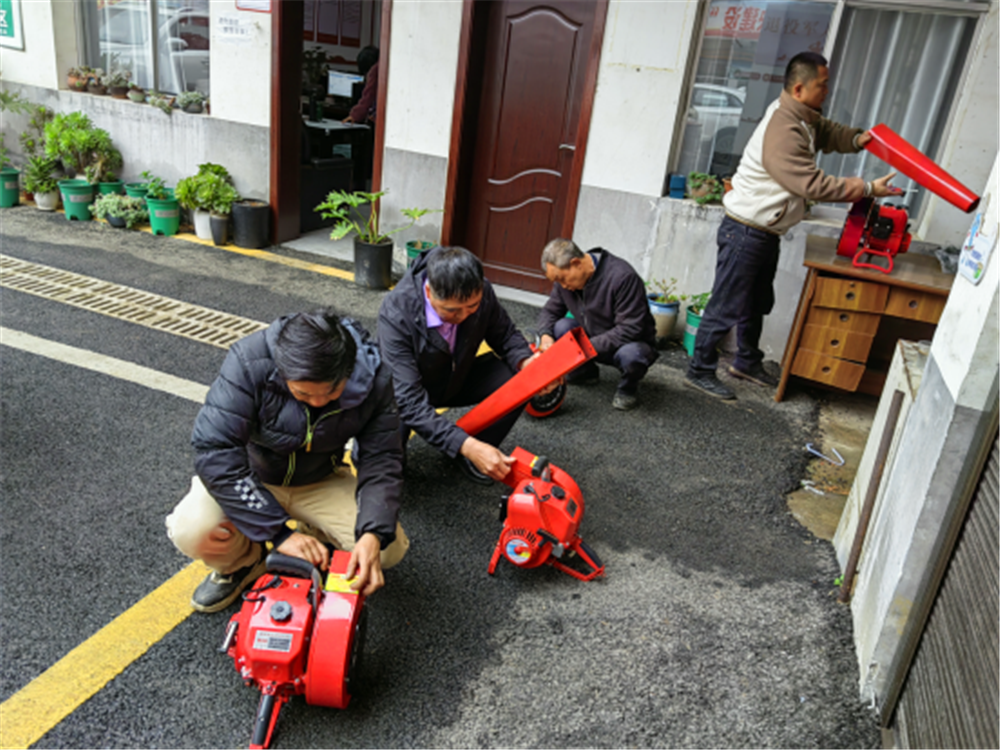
[0, 0, 24, 51]
[958, 195, 996, 285]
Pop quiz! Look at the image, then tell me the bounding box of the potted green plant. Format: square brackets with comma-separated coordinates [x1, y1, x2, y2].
[127, 83, 146, 103]
[208, 176, 240, 246]
[315, 190, 438, 289]
[176, 163, 235, 239]
[686, 172, 724, 205]
[84, 131, 124, 195]
[177, 90, 206, 114]
[105, 69, 132, 99]
[87, 68, 107, 95]
[92, 192, 148, 229]
[683, 291, 711, 357]
[0, 154, 19, 208]
[23, 156, 60, 211]
[646, 277, 683, 339]
[142, 170, 180, 235]
[146, 91, 174, 115]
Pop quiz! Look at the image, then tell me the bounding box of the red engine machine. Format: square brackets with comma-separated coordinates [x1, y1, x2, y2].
[456, 327, 605, 581]
[220, 550, 366, 749]
[837, 124, 980, 274]
[490, 447, 604, 580]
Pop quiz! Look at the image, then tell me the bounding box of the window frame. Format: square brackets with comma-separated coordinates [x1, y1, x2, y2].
[669, 0, 991, 225]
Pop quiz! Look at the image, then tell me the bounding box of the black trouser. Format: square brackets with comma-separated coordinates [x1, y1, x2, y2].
[689, 215, 780, 377]
[555, 317, 658, 395]
[401, 352, 524, 452]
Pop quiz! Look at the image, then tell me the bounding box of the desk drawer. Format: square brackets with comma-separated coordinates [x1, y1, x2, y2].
[813, 277, 888, 313]
[804, 306, 881, 335]
[884, 287, 946, 324]
[799, 324, 875, 363]
[791, 349, 865, 391]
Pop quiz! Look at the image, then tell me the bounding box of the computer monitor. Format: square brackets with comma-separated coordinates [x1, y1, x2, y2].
[328, 71, 364, 98]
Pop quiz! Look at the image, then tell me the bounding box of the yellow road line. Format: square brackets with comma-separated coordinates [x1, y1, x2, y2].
[0, 562, 210, 750]
[219, 246, 355, 281]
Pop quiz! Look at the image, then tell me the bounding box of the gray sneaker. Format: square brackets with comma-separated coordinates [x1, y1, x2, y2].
[684, 371, 735, 400]
[191, 554, 267, 613]
[612, 391, 638, 411]
[727, 363, 779, 388]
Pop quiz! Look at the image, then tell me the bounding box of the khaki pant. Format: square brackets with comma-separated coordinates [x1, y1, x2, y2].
[166, 467, 409, 574]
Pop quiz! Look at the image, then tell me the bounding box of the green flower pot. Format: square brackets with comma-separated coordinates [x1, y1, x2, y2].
[146, 195, 181, 236]
[58, 179, 95, 221]
[98, 180, 125, 195]
[1, 168, 20, 208]
[406, 240, 435, 269]
[683, 306, 703, 357]
[124, 182, 149, 198]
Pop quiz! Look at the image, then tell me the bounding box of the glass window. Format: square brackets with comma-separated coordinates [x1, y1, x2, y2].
[677, 0, 834, 179]
[819, 6, 978, 216]
[82, 0, 210, 96]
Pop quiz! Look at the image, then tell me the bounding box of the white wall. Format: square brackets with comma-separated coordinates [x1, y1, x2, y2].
[930, 157, 1000, 409]
[581, 0, 700, 197]
[383, 1, 463, 159]
[0, 0, 65, 90]
[917, 2, 1000, 248]
[209, 2, 272, 128]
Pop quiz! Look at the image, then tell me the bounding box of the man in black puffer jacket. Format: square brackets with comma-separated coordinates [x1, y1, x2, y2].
[536, 238, 658, 411]
[166, 310, 408, 613]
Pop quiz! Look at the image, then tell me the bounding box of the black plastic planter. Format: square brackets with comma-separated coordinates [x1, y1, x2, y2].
[210, 213, 229, 246]
[354, 237, 393, 289]
[232, 200, 270, 249]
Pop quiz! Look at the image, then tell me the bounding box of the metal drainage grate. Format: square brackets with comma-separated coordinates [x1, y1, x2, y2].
[0, 255, 268, 349]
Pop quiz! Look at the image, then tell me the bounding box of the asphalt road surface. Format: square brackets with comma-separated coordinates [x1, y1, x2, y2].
[0, 208, 880, 748]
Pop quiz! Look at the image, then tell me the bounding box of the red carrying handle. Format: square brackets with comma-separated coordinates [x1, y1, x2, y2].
[865, 124, 980, 213]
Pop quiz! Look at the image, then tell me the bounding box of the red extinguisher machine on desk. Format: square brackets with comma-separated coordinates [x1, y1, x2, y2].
[837, 124, 980, 273]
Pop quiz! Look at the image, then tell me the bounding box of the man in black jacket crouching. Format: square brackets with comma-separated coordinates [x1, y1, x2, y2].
[537, 238, 658, 411]
[377, 246, 536, 486]
[166, 309, 408, 612]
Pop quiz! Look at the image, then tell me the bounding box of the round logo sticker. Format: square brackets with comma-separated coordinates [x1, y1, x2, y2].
[504, 538, 532, 565]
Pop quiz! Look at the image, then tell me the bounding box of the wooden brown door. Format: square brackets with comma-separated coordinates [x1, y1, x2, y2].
[464, 0, 601, 293]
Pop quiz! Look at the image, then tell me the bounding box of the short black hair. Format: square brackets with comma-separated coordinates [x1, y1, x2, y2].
[784, 52, 828, 92]
[425, 246, 484, 302]
[274, 309, 357, 384]
[357, 46, 379, 78]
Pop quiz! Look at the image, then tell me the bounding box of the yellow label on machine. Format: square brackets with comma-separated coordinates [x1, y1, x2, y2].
[324, 574, 360, 594]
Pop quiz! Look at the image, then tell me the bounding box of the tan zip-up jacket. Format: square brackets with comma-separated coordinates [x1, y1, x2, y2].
[724, 89, 863, 235]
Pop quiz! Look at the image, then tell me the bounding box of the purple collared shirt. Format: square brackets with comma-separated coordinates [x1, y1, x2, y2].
[424, 280, 457, 351]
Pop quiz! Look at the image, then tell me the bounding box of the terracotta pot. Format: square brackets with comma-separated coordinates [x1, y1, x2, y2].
[88, 83, 108, 96]
[109, 86, 129, 99]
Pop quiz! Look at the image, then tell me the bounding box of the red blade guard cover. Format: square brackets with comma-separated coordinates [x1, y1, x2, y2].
[865, 124, 980, 213]
[457, 327, 597, 437]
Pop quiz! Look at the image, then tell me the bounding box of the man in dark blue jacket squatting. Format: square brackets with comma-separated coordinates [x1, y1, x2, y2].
[166, 310, 408, 613]
[536, 238, 658, 411]
[377, 246, 538, 486]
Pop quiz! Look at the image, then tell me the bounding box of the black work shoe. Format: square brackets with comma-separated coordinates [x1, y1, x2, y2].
[191, 554, 267, 613]
[457, 456, 493, 486]
[566, 362, 600, 386]
[684, 371, 736, 400]
[612, 391, 638, 411]
[728, 363, 779, 388]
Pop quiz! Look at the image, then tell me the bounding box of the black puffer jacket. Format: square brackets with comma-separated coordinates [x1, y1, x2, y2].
[377, 248, 533, 458]
[192, 316, 402, 548]
[537, 248, 656, 355]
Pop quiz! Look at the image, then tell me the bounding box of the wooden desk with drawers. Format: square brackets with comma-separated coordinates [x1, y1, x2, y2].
[775, 235, 954, 402]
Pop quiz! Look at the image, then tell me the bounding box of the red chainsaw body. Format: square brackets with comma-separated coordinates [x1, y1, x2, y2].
[837, 198, 911, 274]
[223, 550, 365, 749]
[489, 448, 604, 581]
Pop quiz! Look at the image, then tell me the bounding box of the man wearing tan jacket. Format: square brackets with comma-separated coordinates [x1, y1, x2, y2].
[685, 51, 901, 400]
